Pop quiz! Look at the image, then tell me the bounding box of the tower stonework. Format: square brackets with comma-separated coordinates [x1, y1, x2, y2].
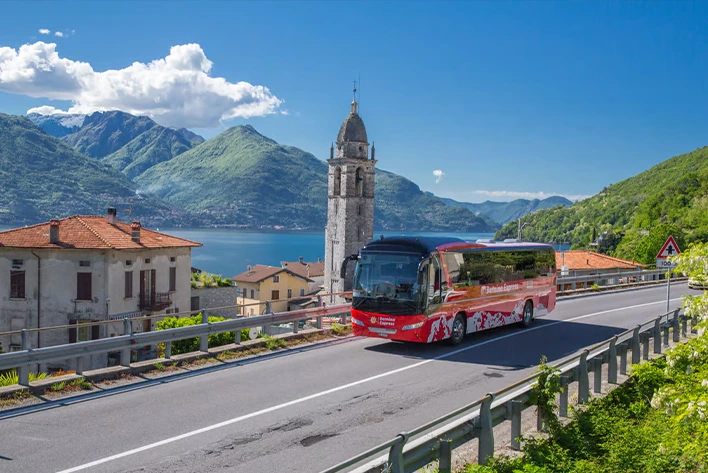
[324, 97, 376, 300]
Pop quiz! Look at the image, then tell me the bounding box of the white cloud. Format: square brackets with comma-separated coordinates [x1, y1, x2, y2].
[462, 190, 592, 202]
[0, 41, 283, 128]
[433, 169, 445, 184]
[38, 29, 50, 35]
[54, 31, 64, 37]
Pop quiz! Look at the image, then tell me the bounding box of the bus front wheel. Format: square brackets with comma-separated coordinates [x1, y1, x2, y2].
[449, 314, 466, 346]
[521, 301, 534, 328]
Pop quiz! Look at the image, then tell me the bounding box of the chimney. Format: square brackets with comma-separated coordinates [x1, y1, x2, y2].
[107, 207, 117, 225]
[131, 221, 141, 243]
[49, 219, 60, 244]
[298, 256, 304, 264]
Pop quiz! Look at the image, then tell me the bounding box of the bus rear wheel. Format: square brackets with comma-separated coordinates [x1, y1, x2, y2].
[449, 314, 466, 346]
[521, 301, 534, 328]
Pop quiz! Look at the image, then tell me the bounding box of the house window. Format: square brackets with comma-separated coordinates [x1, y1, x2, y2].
[273, 275, 280, 283]
[169, 267, 176, 292]
[126, 260, 132, 266]
[300, 288, 305, 297]
[12, 259, 23, 268]
[125, 271, 133, 298]
[69, 320, 99, 343]
[271, 290, 280, 300]
[76, 273, 92, 301]
[144, 258, 151, 264]
[250, 289, 255, 299]
[79, 260, 91, 267]
[170, 256, 176, 263]
[287, 289, 293, 299]
[10, 270, 25, 299]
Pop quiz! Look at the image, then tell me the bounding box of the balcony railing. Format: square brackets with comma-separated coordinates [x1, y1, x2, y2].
[139, 292, 172, 311]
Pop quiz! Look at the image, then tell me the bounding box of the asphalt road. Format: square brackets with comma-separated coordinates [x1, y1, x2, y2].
[0, 284, 693, 473]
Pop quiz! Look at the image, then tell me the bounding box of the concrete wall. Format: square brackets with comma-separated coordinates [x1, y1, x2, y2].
[191, 286, 238, 318]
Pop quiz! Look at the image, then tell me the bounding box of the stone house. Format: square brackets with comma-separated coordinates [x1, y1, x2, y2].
[233, 265, 312, 315]
[0, 209, 201, 370]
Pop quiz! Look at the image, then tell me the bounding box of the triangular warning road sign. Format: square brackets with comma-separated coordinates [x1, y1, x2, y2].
[657, 236, 681, 259]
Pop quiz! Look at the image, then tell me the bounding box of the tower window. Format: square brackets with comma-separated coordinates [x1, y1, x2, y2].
[355, 167, 364, 197]
[333, 167, 342, 196]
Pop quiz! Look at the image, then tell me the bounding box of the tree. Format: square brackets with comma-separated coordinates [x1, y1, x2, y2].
[633, 223, 685, 265]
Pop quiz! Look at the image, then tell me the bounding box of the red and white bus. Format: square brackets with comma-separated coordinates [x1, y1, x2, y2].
[343, 236, 557, 345]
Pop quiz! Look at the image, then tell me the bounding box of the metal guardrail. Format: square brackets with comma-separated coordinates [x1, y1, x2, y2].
[319, 308, 697, 473]
[1, 301, 352, 386]
[556, 268, 669, 290]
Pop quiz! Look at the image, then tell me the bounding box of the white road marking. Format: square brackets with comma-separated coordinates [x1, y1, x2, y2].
[55, 296, 684, 473]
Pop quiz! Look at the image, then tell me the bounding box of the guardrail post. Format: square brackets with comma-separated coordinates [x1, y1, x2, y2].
[682, 315, 688, 338]
[340, 311, 348, 325]
[672, 310, 680, 343]
[510, 400, 522, 450]
[654, 318, 662, 354]
[559, 376, 569, 417]
[316, 296, 323, 330]
[293, 315, 299, 334]
[608, 336, 618, 384]
[578, 350, 589, 404]
[121, 318, 132, 367]
[164, 341, 172, 359]
[200, 310, 209, 353]
[478, 393, 495, 465]
[263, 302, 273, 336]
[438, 439, 452, 473]
[631, 325, 641, 365]
[663, 323, 670, 348]
[18, 329, 30, 386]
[691, 316, 699, 334]
[387, 433, 408, 473]
[76, 356, 84, 376]
[642, 333, 650, 361]
[235, 328, 242, 345]
[593, 357, 602, 393]
[619, 343, 628, 376]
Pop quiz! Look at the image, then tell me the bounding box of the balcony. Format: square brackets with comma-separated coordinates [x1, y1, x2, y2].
[139, 292, 172, 311]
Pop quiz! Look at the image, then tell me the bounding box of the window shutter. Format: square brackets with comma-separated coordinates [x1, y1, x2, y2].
[151, 269, 156, 297]
[68, 320, 77, 344]
[91, 322, 100, 340]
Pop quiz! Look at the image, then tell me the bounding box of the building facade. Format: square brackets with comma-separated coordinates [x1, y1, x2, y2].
[0, 210, 201, 370]
[324, 93, 376, 300]
[233, 265, 312, 315]
[281, 257, 325, 294]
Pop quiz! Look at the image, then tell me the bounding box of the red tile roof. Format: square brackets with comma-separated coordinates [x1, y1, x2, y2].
[281, 261, 325, 279]
[0, 216, 202, 250]
[233, 265, 312, 283]
[555, 250, 641, 271]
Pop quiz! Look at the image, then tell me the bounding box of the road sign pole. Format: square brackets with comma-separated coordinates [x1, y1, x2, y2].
[666, 268, 671, 314]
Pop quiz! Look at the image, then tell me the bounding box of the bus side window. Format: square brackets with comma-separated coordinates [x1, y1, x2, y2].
[428, 256, 442, 305]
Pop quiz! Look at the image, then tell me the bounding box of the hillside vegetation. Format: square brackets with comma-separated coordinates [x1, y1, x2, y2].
[0, 113, 177, 226]
[495, 146, 708, 262]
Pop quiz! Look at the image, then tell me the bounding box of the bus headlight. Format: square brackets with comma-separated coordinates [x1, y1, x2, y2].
[352, 318, 365, 327]
[402, 321, 425, 331]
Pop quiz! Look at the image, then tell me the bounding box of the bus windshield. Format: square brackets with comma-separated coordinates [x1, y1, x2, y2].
[352, 251, 426, 315]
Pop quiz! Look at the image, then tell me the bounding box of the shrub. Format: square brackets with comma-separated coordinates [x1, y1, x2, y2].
[156, 313, 238, 355]
[0, 371, 48, 387]
[591, 283, 600, 291]
[262, 334, 285, 350]
[331, 322, 347, 336]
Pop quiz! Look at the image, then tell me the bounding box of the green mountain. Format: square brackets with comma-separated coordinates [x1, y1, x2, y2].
[102, 125, 196, 180]
[135, 125, 496, 231]
[174, 128, 205, 146]
[63, 111, 158, 158]
[0, 113, 180, 226]
[494, 146, 708, 262]
[439, 196, 572, 224]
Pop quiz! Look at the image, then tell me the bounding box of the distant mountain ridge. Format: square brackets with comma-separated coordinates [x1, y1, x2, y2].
[26, 113, 85, 138]
[439, 196, 573, 224]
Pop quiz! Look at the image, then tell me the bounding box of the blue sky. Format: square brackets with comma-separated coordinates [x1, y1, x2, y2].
[1, 1, 707, 203]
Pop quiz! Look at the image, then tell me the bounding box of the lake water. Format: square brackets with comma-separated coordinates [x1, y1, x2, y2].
[162, 229, 497, 277]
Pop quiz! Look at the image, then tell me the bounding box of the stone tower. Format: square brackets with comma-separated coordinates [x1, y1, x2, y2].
[324, 91, 376, 299]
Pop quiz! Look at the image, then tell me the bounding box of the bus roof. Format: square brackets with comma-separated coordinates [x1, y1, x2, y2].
[361, 236, 553, 255]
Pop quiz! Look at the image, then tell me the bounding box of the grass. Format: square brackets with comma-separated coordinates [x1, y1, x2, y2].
[263, 334, 286, 350]
[0, 370, 49, 387]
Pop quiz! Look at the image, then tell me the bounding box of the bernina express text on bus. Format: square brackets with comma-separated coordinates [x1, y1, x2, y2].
[340, 236, 557, 345]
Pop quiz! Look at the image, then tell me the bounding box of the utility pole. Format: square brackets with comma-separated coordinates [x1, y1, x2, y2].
[518, 219, 528, 241]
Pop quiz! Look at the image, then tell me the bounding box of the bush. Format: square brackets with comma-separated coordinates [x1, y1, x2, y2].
[0, 370, 48, 387]
[156, 313, 248, 356]
[191, 272, 233, 288]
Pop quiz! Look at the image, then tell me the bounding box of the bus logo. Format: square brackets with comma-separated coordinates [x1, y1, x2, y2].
[370, 316, 377, 324]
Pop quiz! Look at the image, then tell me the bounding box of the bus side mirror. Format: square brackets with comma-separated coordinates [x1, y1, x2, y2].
[340, 254, 358, 279]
